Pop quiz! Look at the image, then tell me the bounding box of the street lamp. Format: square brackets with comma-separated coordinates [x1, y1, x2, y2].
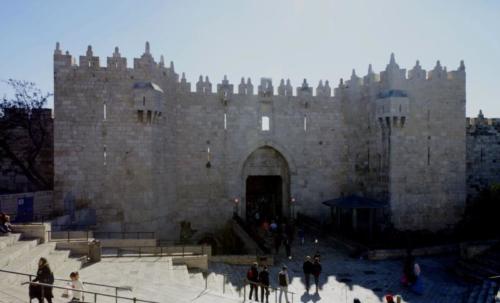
[233, 198, 239, 218]
[290, 197, 296, 220]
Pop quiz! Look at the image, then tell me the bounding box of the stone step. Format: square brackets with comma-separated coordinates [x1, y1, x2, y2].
[0, 233, 21, 251]
[465, 280, 498, 303]
[189, 271, 205, 288]
[2, 242, 57, 284]
[0, 239, 39, 268]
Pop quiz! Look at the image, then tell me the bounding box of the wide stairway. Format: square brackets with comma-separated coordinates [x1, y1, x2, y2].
[456, 243, 500, 303]
[0, 233, 83, 303]
[0, 233, 244, 303]
[77, 257, 242, 302]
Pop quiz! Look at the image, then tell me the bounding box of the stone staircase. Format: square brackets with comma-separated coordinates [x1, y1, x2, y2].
[0, 233, 84, 303]
[76, 256, 243, 302]
[464, 280, 498, 303]
[0, 232, 244, 302]
[457, 243, 500, 303]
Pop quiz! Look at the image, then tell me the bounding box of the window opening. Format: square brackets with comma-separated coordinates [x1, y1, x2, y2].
[261, 116, 270, 131]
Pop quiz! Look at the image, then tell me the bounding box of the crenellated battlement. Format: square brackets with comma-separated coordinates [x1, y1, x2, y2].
[54, 43, 465, 100]
[53, 41, 470, 236]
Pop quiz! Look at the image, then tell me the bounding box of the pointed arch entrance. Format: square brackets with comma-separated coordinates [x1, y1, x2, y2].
[241, 146, 291, 224]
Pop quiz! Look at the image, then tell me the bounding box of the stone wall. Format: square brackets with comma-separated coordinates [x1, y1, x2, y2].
[466, 113, 500, 199]
[53, 42, 469, 238]
[0, 190, 54, 217]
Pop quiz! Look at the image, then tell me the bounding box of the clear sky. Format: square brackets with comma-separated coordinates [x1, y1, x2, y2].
[0, 0, 499, 116]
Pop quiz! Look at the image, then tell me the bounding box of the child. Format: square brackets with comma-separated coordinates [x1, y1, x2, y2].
[69, 272, 84, 302]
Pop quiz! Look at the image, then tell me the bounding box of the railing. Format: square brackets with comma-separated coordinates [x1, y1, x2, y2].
[47, 230, 156, 242]
[108, 245, 207, 258]
[47, 230, 92, 242]
[240, 279, 296, 303]
[233, 213, 271, 254]
[94, 231, 156, 239]
[5, 212, 53, 224]
[23, 281, 158, 303]
[51, 224, 95, 231]
[0, 269, 145, 303]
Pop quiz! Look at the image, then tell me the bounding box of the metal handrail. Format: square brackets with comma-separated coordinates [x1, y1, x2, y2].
[47, 230, 157, 242]
[242, 278, 296, 303]
[47, 230, 92, 242]
[232, 214, 271, 254]
[0, 269, 132, 302]
[5, 212, 53, 224]
[23, 281, 158, 303]
[111, 245, 207, 258]
[93, 231, 156, 239]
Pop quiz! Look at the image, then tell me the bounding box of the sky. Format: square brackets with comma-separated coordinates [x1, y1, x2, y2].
[0, 0, 499, 117]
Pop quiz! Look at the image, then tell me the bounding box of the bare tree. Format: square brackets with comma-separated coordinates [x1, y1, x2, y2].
[0, 79, 52, 192]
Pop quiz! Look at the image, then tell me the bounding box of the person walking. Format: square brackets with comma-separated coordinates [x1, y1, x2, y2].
[302, 256, 313, 292]
[258, 266, 270, 303]
[247, 262, 259, 301]
[284, 235, 292, 259]
[30, 257, 54, 303]
[278, 266, 290, 303]
[312, 257, 322, 293]
[69, 271, 84, 302]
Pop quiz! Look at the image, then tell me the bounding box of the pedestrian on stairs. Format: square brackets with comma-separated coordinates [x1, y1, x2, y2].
[278, 265, 290, 303]
[69, 271, 84, 302]
[259, 265, 270, 303]
[30, 257, 54, 303]
[247, 262, 259, 301]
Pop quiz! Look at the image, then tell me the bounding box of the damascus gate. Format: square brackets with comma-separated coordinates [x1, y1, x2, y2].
[53, 42, 467, 240]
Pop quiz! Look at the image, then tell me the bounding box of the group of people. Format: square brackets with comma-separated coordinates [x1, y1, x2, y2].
[302, 255, 322, 294]
[25, 257, 84, 303]
[0, 212, 13, 234]
[246, 262, 292, 303]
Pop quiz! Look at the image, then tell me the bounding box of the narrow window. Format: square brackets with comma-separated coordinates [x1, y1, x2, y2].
[138, 110, 144, 123]
[224, 113, 227, 130]
[143, 96, 146, 106]
[261, 116, 270, 131]
[103, 146, 107, 166]
[304, 115, 307, 131]
[427, 136, 431, 165]
[103, 103, 107, 121]
[147, 111, 152, 123]
[88, 61, 91, 68]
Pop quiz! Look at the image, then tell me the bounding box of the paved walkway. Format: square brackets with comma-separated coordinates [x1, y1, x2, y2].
[210, 234, 471, 303]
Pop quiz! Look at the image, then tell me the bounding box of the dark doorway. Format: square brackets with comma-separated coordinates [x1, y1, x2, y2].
[246, 176, 282, 224]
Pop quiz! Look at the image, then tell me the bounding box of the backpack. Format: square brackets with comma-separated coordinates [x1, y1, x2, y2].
[47, 271, 54, 284]
[247, 269, 254, 280]
[278, 272, 287, 286]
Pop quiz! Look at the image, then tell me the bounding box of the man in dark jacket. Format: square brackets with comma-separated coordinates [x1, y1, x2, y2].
[259, 265, 270, 303]
[302, 256, 313, 292]
[312, 257, 322, 293]
[247, 262, 259, 301]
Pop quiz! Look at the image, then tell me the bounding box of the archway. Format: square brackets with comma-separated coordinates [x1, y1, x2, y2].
[242, 146, 290, 225]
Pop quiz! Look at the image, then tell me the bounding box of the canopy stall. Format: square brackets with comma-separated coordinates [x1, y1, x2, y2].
[322, 195, 389, 240]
